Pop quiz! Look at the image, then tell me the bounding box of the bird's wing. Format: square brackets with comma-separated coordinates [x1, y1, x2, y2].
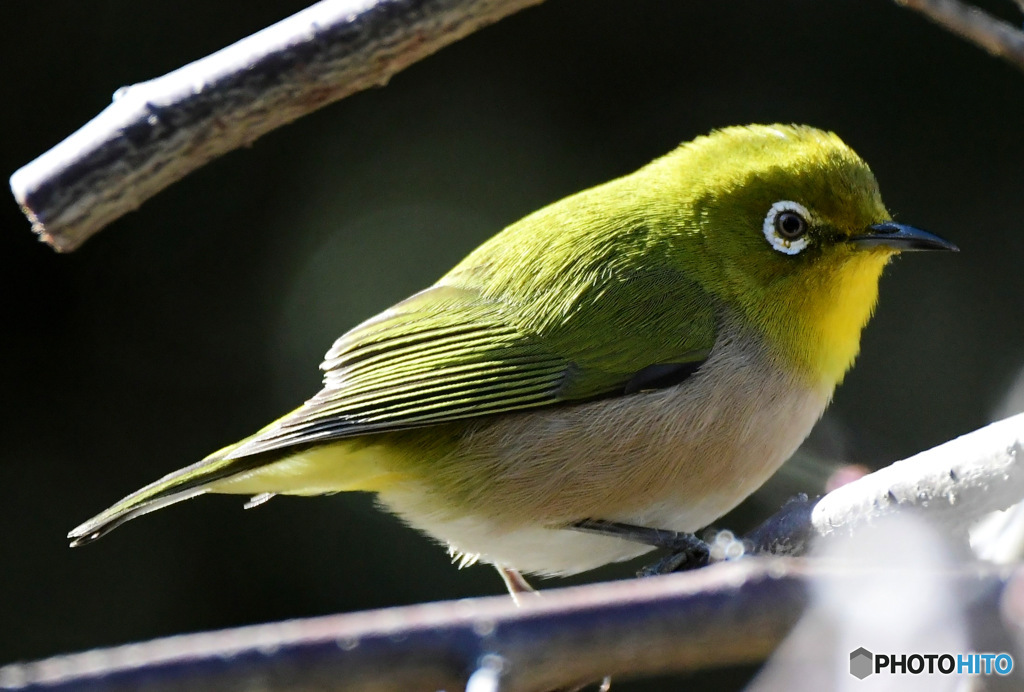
[68, 271, 716, 545]
[227, 273, 716, 458]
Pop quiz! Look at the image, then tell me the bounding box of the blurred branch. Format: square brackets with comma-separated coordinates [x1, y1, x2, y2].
[3, 414, 1024, 691]
[8, 0, 544, 252]
[1, 560, 1021, 692]
[894, 0, 1024, 73]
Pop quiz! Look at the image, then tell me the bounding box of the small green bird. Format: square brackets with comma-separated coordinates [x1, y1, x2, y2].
[70, 124, 956, 580]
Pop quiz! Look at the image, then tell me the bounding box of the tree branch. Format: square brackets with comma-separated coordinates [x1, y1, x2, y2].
[1, 559, 1019, 692]
[894, 0, 1024, 73]
[8, 0, 544, 252]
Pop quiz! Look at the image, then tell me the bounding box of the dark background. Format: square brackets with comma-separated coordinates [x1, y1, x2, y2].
[2, 1, 1023, 689]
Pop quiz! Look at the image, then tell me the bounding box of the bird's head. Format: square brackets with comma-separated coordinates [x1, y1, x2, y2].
[650, 124, 957, 387]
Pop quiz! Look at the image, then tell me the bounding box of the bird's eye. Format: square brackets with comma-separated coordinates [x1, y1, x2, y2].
[763, 201, 812, 255]
[775, 211, 807, 239]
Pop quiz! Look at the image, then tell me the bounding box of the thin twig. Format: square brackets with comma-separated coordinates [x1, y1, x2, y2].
[895, 0, 1024, 73]
[8, 0, 544, 252]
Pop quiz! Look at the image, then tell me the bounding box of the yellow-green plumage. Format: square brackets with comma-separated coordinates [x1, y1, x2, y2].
[69, 125, 955, 576]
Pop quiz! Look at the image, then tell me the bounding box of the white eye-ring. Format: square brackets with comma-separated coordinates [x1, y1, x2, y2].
[763, 200, 811, 255]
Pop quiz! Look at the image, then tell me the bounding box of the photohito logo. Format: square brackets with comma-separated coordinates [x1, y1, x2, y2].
[849, 648, 1013, 679]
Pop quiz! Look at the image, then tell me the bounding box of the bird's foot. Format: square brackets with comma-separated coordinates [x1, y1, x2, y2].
[570, 519, 710, 576]
[570, 495, 818, 579]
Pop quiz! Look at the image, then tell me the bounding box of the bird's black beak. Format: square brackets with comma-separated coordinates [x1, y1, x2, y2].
[850, 222, 959, 252]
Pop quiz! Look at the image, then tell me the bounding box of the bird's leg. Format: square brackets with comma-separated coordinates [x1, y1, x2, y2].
[570, 519, 710, 576]
[496, 566, 539, 605]
[497, 563, 610, 690]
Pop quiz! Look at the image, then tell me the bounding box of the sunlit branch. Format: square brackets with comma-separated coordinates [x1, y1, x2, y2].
[9, 0, 544, 252]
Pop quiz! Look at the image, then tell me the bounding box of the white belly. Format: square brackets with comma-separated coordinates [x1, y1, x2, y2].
[378, 319, 832, 576]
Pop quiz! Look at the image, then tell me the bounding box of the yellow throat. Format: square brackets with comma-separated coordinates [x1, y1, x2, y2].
[764, 247, 893, 390]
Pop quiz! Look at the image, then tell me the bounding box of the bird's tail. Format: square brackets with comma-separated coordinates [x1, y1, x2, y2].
[67, 444, 279, 547]
[68, 416, 406, 547]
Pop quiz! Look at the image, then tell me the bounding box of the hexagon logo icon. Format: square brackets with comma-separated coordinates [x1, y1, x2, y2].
[850, 647, 874, 679]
